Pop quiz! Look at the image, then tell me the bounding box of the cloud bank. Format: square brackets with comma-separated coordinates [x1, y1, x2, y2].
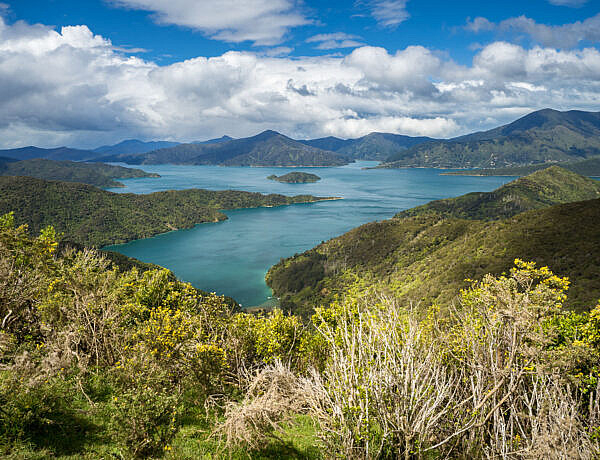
[0, 17, 599, 148]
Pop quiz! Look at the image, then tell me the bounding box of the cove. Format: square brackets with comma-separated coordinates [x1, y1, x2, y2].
[104, 161, 513, 307]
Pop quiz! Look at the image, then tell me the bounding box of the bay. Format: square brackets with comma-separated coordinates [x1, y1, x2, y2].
[104, 161, 513, 307]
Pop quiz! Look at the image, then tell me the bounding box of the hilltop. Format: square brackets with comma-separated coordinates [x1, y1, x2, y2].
[267, 167, 600, 317]
[382, 109, 600, 168]
[101, 130, 348, 167]
[0, 176, 335, 247]
[0, 158, 159, 188]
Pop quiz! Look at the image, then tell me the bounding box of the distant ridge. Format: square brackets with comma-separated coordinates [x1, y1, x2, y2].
[382, 109, 600, 169]
[0, 146, 97, 161]
[299, 132, 435, 161]
[100, 130, 348, 167]
[93, 139, 180, 155]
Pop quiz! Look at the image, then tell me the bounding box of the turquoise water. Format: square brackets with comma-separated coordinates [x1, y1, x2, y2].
[104, 161, 513, 307]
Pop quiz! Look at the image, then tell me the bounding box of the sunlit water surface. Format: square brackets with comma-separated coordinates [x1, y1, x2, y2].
[104, 162, 513, 307]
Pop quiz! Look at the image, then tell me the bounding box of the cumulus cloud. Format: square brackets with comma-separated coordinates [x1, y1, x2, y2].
[0, 17, 599, 147]
[466, 13, 600, 48]
[306, 33, 363, 50]
[109, 0, 309, 45]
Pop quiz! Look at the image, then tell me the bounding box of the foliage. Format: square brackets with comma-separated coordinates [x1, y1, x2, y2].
[0, 176, 333, 247]
[233, 261, 600, 459]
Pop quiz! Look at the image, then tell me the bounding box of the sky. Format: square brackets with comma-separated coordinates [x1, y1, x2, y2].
[0, 0, 599, 148]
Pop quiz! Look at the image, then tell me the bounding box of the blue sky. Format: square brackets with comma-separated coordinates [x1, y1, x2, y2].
[0, 0, 599, 147]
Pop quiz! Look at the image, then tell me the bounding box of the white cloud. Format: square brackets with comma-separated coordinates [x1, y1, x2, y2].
[369, 0, 410, 28]
[0, 17, 599, 148]
[109, 0, 310, 45]
[306, 33, 363, 50]
[466, 13, 600, 48]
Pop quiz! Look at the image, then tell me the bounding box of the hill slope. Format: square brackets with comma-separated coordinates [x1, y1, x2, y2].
[267, 167, 600, 317]
[382, 109, 600, 168]
[0, 176, 335, 247]
[0, 158, 159, 188]
[102, 130, 348, 166]
[397, 166, 600, 220]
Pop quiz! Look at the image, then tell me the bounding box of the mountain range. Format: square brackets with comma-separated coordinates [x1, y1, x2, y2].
[381, 109, 600, 168]
[1, 108, 599, 169]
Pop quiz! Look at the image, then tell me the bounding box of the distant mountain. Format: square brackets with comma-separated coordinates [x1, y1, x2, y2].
[0, 175, 335, 247]
[191, 135, 234, 145]
[297, 136, 355, 152]
[298, 133, 435, 160]
[382, 109, 600, 168]
[0, 158, 159, 188]
[0, 146, 97, 161]
[101, 130, 348, 167]
[267, 166, 600, 318]
[93, 139, 180, 155]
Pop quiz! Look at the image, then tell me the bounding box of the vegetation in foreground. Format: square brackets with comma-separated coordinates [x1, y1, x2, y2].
[1, 214, 598, 459]
[0, 175, 334, 247]
[267, 172, 321, 183]
[0, 158, 159, 188]
[267, 167, 600, 318]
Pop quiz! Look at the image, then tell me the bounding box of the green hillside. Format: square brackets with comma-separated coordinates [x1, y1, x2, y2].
[103, 130, 348, 166]
[442, 157, 600, 177]
[267, 167, 600, 317]
[397, 166, 600, 220]
[0, 158, 159, 187]
[0, 176, 335, 247]
[267, 172, 321, 183]
[382, 109, 600, 168]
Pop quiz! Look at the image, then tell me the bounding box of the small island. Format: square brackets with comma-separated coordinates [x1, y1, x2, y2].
[267, 171, 321, 183]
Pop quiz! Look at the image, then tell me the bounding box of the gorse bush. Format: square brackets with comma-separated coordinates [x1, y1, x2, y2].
[2, 211, 599, 459]
[223, 260, 600, 459]
[0, 213, 316, 458]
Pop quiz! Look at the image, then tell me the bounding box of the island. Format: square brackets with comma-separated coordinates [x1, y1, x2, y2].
[267, 171, 321, 183]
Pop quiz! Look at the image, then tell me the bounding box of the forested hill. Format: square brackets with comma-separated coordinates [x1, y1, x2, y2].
[266, 167, 600, 317]
[0, 158, 159, 188]
[101, 130, 348, 167]
[381, 109, 600, 168]
[396, 166, 600, 220]
[0, 176, 335, 247]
